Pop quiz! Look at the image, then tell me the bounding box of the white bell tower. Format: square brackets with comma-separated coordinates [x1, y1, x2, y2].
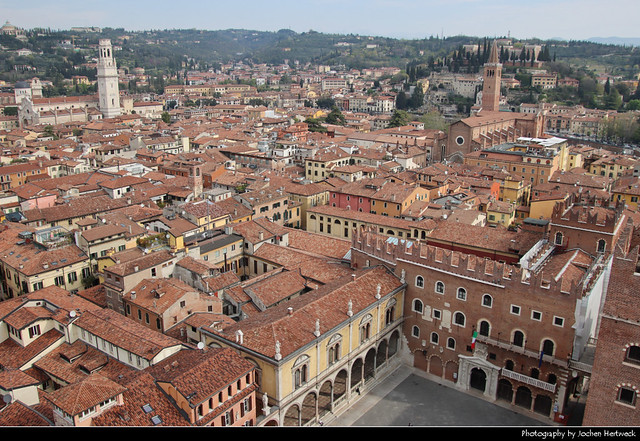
[97, 39, 121, 118]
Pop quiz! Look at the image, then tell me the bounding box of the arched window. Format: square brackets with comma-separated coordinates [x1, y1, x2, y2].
[360, 314, 373, 343]
[554, 231, 563, 245]
[513, 330, 525, 347]
[327, 334, 342, 365]
[597, 239, 606, 253]
[505, 360, 515, 370]
[415, 275, 424, 288]
[530, 368, 539, 379]
[435, 281, 445, 294]
[412, 326, 420, 337]
[412, 299, 423, 314]
[446, 338, 456, 350]
[385, 298, 396, 326]
[431, 332, 439, 344]
[292, 355, 310, 389]
[479, 320, 490, 337]
[482, 294, 493, 307]
[454, 312, 465, 327]
[457, 287, 467, 301]
[542, 339, 554, 356]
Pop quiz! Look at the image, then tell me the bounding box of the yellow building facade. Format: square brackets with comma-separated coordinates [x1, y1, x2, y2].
[195, 265, 406, 426]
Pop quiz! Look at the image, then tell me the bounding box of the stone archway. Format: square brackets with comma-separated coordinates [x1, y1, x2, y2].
[388, 330, 399, 357]
[351, 358, 363, 390]
[334, 369, 348, 402]
[445, 361, 458, 382]
[534, 394, 553, 416]
[414, 350, 428, 371]
[470, 367, 487, 392]
[457, 346, 501, 400]
[364, 348, 376, 382]
[318, 380, 332, 418]
[376, 339, 388, 368]
[301, 392, 317, 426]
[428, 355, 443, 377]
[497, 379, 514, 402]
[283, 404, 300, 426]
[515, 386, 533, 409]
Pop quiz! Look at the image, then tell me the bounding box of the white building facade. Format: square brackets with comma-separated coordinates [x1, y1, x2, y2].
[97, 39, 121, 118]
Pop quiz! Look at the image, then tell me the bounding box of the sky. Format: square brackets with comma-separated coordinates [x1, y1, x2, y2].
[2, 0, 639, 42]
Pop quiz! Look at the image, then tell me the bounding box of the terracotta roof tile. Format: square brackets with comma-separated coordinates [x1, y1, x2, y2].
[209, 265, 402, 359]
[44, 372, 127, 416]
[91, 371, 189, 426]
[146, 347, 254, 409]
[0, 401, 52, 426]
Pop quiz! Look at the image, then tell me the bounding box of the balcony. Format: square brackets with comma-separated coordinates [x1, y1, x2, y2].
[476, 334, 566, 368]
[501, 368, 557, 392]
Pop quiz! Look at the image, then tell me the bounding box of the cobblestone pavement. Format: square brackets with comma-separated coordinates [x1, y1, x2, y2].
[328, 364, 552, 427]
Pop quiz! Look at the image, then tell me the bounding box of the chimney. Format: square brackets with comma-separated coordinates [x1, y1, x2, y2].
[288, 307, 293, 315]
[130, 291, 136, 300]
[259, 231, 264, 241]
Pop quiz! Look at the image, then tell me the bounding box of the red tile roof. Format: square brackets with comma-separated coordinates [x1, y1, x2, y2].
[207, 265, 403, 359]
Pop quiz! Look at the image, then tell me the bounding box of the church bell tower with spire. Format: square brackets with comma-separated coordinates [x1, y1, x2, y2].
[481, 40, 502, 112]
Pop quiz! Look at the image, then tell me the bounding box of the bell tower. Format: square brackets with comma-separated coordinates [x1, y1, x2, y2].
[481, 40, 502, 112]
[97, 39, 121, 118]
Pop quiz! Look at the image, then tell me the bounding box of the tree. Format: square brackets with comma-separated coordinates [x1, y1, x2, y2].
[604, 87, 622, 110]
[409, 86, 424, 109]
[161, 112, 171, 124]
[304, 117, 327, 133]
[43, 125, 57, 139]
[316, 97, 335, 109]
[387, 110, 412, 128]
[420, 111, 448, 131]
[324, 107, 346, 126]
[396, 91, 408, 110]
[626, 99, 640, 111]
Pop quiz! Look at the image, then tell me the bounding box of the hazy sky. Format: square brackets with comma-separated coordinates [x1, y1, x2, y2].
[2, 0, 639, 41]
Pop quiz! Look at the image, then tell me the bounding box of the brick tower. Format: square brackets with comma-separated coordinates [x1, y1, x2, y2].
[481, 40, 502, 112]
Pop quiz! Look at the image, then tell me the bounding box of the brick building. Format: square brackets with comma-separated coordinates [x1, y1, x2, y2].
[350, 223, 614, 421]
[548, 193, 629, 257]
[582, 244, 640, 426]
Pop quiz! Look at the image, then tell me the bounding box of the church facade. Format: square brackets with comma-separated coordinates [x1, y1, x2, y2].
[18, 39, 121, 127]
[438, 41, 545, 163]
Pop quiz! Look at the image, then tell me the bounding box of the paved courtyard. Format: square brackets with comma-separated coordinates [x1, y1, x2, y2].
[329, 365, 551, 427]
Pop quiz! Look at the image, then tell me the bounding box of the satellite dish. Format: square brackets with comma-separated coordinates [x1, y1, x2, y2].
[197, 342, 205, 350]
[69, 310, 76, 318]
[2, 394, 12, 404]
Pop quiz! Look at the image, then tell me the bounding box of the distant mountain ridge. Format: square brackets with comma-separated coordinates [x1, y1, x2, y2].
[587, 37, 640, 47]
